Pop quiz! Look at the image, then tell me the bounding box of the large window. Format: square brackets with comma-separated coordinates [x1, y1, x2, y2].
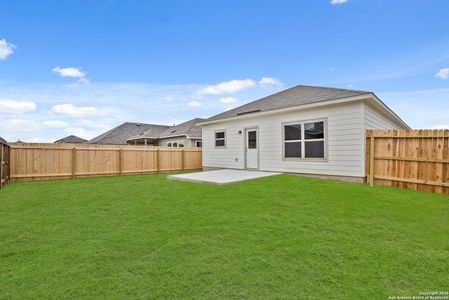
[215, 131, 226, 147]
[283, 120, 325, 159]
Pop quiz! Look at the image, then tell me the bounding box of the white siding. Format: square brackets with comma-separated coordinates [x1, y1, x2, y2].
[363, 103, 402, 130]
[361, 102, 405, 178]
[159, 137, 202, 148]
[202, 102, 366, 177]
[159, 137, 189, 147]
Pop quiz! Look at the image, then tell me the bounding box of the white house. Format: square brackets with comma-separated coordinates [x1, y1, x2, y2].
[198, 85, 409, 182]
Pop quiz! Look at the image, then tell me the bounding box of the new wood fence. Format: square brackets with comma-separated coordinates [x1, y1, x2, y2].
[9, 143, 202, 182]
[0, 139, 10, 189]
[366, 130, 449, 195]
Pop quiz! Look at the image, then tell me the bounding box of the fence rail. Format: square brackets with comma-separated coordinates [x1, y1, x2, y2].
[0, 140, 10, 189]
[366, 129, 449, 195]
[9, 143, 202, 182]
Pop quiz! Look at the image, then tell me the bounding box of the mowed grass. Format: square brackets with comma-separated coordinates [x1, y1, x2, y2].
[0, 174, 448, 299]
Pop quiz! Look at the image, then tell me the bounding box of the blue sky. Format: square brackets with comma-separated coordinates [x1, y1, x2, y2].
[0, 0, 448, 142]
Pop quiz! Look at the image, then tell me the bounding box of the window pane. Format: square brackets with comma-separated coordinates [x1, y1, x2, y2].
[215, 132, 225, 139]
[167, 143, 171, 147]
[248, 131, 257, 149]
[305, 141, 324, 158]
[196, 141, 202, 147]
[173, 142, 178, 147]
[284, 142, 301, 158]
[179, 144, 184, 147]
[284, 124, 301, 140]
[305, 122, 324, 139]
[215, 139, 225, 147]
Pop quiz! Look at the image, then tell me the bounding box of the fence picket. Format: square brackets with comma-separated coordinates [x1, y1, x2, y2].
[367, 130, 449, 195]
[8, 143, 202, 182]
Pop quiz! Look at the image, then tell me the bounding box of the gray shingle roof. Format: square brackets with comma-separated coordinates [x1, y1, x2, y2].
[0, 136, 7, 145]
[204, 85, 371, 122]
[89, 122, 170, 145]
[55, 135, 87, 143]
[127, 118, 205, 141]
[159, 118, 205, 139]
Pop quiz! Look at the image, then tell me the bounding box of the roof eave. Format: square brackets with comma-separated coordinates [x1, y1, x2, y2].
[197, 94, 371, 126]
[197, 93, 410, 129]
[126, 136, 159, 142]
[158, 134, 201, 139]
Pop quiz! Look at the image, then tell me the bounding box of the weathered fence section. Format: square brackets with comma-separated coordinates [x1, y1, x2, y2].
[366, 130, 449, 195]
[0, 138, 10, 189]
[9, 143, 202, 182]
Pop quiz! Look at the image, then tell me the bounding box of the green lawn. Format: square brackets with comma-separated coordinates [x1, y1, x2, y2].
[0, 174, 448, 299]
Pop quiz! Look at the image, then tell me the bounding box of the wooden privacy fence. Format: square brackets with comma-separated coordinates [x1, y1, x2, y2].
[366, 130, 449, 195]
[0, 139, 10, 189]
[9, 143, 202, 182]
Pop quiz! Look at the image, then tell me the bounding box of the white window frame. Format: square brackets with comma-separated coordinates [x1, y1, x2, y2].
[282, 119, 327, 161]
[214, 130, 226, 148]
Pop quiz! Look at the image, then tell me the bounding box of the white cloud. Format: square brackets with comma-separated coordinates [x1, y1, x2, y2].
[188, 100, 202, 107]
[219, 97, 238, 104]
[378, 88, 449, 129]
[0, 39, 16, 60]
[10, 119, 37, 128]
[259, 77, 283, 87]
[0, 99, 36, 113]
[28, 137, 54, 143]
[432, 125, 449, 130]
[198, 79, 255, 95]
[52, 67, 89, 83]
[63, 127, 102, 140]
[42, 120, 69, 128]
[435, 68, 449, 79]
[330, 0, 348, 4]
[51, 104, 97, 116]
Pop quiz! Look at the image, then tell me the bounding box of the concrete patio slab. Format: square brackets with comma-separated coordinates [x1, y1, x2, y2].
[167, 169, 281, 185]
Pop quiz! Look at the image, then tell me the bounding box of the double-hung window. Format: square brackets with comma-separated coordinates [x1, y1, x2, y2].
[215, 131, 226, 147]
[283, 120, 326, 159]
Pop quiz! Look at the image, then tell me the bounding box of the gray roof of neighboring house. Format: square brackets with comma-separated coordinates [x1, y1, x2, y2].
[127, 118, 205, 141]
[159, 118, 205, 139]
[204, 85, 371, 122]
[55, 135, 87, 143]
[89, 122, 170, 145]
[0, 136, 7, 144]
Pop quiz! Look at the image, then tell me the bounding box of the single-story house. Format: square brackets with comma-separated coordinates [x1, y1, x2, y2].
[54, 135, 87, 144]
[88, 122, 170, 145]
[127, 118, 204, 147]
[88, 119, 204, 147]
[198, 85, 410, 182]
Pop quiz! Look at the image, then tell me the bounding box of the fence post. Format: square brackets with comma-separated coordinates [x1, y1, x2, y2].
[156, 148, 160, 173]
[6, 145, 9, 185]
[181, 149, 184, 171]
[119, 148, 123, 176]
[369, 135, 375, 186]
[0, 143, 3, 190]
[72, 147, 76, 179]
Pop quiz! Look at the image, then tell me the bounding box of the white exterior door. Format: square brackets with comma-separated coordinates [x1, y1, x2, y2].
[245, 129, 258, 169]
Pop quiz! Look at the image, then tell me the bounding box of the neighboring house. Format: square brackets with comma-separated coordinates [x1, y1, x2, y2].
[127, 118, 205, 147]
[54, 135, 87, 144]
[89, 122, 170, 145]
[198, 85, 410, 182]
